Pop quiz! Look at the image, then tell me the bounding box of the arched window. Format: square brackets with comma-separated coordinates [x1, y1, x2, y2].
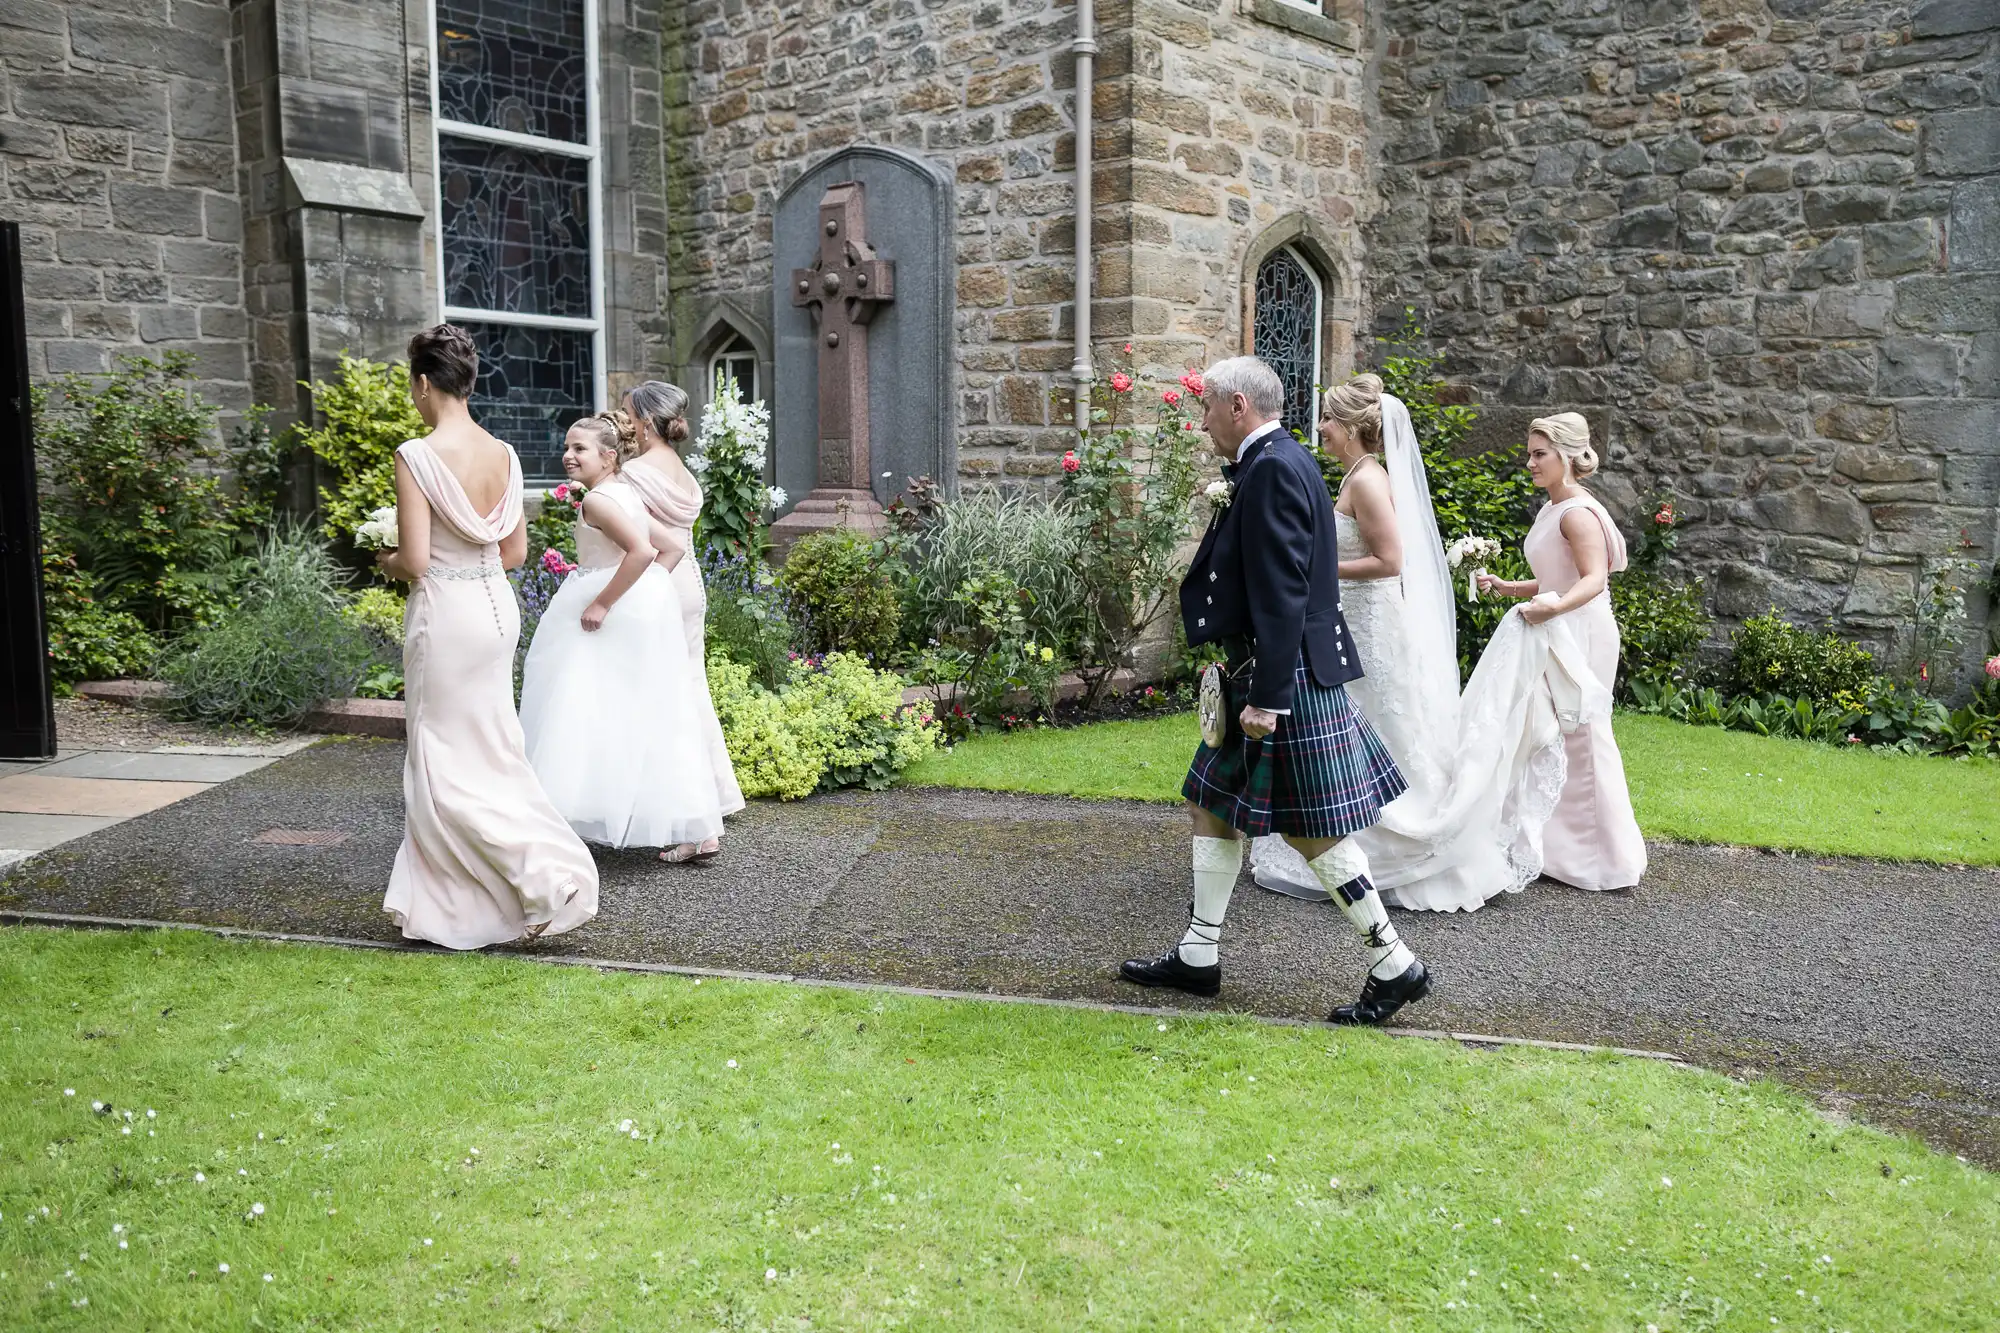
[432, 0, 604, 482]
[707, 334, 761, 406]
[1252, 246, 1323, 439]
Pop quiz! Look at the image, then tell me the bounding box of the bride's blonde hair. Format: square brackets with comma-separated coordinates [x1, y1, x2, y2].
[1528, 412, 1598, 479]
[1320, 374, 1384, 451]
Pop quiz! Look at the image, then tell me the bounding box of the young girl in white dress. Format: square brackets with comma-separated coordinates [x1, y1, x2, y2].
[519, 412, 725, 851]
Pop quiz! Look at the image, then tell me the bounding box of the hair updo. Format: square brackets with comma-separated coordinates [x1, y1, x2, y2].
[573, 409, 638, 460]
[626, 380, 692, 458]
[1319, 373, 1384, 451]
[1529, 412, 1598, 479]
[407, 323, 478, 398]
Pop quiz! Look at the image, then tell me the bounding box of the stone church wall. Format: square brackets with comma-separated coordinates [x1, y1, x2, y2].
[2, 0, 253, 414]
[1362, 0, 1999, 663]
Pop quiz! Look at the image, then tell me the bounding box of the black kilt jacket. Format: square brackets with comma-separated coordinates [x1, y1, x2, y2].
[1179, 426, 1363, 713]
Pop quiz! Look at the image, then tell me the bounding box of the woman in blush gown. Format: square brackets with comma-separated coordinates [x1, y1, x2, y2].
[376, 324, 599, 949]
[518, 412, 725, 852]
[1476, 414, 1647, 891]
[618, 380, 744, 864]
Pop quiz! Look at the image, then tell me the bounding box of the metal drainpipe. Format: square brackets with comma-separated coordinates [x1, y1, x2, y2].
[1071, 0, 1097, 446]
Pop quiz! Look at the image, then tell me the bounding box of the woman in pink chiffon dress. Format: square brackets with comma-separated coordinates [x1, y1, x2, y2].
[376, 325, 599, 948]
[617, 380, 745, 864]
[1477, 413, 1647, 891]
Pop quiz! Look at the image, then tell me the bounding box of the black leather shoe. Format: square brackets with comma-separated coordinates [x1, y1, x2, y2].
[1119, 947, 1221, 998]
[1329, 959, 1431, 1026]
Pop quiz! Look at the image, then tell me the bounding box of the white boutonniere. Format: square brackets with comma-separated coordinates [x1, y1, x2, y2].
[1205, 479, 1233, 510]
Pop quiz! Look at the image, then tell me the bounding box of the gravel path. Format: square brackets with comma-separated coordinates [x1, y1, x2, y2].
[4, 738, 1995, 1163]
[52, 697, 292, 753]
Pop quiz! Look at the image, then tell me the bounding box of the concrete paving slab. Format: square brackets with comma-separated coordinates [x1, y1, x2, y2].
[154, 741, 318, 758]
[0, 775, 211, 817]
[2, 736, 1996, 1166]
[0, 812, 123, 850]
[39, 751, 276, 783]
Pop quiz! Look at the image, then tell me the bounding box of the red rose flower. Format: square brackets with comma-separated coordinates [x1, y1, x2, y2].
[1110, 372, 1132, 393]
[1162, 389, 1181, 405]
[1179, 372, 1205, 397]
[1061, 451, 1080, 474]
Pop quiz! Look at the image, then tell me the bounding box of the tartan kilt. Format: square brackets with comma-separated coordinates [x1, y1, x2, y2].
[1183, 659, 1407, 839]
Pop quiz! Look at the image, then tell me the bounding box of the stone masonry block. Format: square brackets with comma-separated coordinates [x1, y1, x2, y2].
[1950, 176, 2000, 272]
[162, 240, 239, 279]
[57, 230, 159, 268]
[1899, 400, 1999, 455]
[1895, 274, 2000, 333]
[169, 76, 235, 145]
[1924, 109, 2000, 177]
[1876, 338, 1962, 397]
[109, 183, 205, 237]
[137, 304, 199, 342]
[68, 14, 224, 81]
[1913, 0, 2000, 37]
[11, 75, 168, 132]
[1864, 219, 1941, 278]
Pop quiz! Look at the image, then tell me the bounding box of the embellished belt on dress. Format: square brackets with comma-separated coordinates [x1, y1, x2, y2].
[424, 562, 504, 581]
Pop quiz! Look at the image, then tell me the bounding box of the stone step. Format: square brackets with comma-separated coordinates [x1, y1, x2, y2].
[75, 681, 407, 740]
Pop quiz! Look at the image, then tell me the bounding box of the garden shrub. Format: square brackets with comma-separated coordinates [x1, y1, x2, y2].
[526, 485, 581, 563]
[897, 488, 1087, 658]
[158, 526, 375, 727]
[702, 546, 805, 691]
[1727, 611, 1878, 707]
[38, 549, 159, 692]
[905, 567, 1065, 734]
[689, 371, 780, 558]
[1610, 571, 1711, 697]
[778, 528, 903, 661]
[1057, 353, 1204, 701]
[32, 352, 248, 635]
[343, 586, 406, 644]
[293, 353, 426, 553]
[707, 650, 939, 800]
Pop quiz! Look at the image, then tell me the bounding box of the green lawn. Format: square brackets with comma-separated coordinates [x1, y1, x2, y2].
[905, 711, 2000, 866]
[0, 929, 1993, 1330]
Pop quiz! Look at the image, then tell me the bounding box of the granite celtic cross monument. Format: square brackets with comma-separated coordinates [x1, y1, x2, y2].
[769, 181, 895, 549]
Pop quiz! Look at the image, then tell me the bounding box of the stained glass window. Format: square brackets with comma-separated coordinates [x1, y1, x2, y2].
[436, 0, 588, 145]
[433, 0, 599, 481]
[459, 322, 594, 479]
[439, 139, 592, 318]
[1253, 247, 1323, 439]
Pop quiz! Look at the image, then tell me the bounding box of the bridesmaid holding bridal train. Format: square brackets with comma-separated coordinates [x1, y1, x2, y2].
[519, 411, 725, 853]
[619, 380, 744, 864]
[376, 324, 599, 949]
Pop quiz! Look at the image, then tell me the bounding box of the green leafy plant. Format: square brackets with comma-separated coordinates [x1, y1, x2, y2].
[907, 567, 1070, 735]
[158, 526, 375, 727]
[1610, 570, 1711, 697]
[689, 370, 778, 559]
[1727, 611, 1879, 708]
[895, 488, 1087, 661]
[526, 486, 581, 564]
[1057, 351, 1204, 704]
[355, 664, 405, 700]
[294, 353, 426, 554]
[706, 650, 939, 799]
[1909, 546, 1979, 694]
[32, 352, 246, 635]
[37, 548, 159, 693]
[343, 586, 406, 644]
[778, 528, 904, 661]
[702, 546, 804, 691]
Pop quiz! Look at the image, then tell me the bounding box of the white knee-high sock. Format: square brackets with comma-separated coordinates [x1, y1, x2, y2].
[1308, 841, 1416, 980]
[1178, 836, 1243, 967]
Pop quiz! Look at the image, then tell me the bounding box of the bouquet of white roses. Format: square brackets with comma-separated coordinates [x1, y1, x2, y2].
[355, 505, 400, 551]
[1444, 534, 1502, 602]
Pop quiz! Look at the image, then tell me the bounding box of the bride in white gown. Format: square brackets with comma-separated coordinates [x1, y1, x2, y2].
[1250, 376, 1494, 912]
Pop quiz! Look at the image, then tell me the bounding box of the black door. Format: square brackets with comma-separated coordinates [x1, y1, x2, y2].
[0, 222, 56, 759]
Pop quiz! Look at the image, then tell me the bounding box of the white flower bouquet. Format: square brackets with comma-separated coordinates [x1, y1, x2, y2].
[1445, 534, 1502, 602]
[355, 505, 399, 551]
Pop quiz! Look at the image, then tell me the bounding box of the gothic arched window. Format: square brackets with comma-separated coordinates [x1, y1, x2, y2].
[432, 0, 603, 481]
[1252, 246, 1323, 439]
[707, 334, 761, 407]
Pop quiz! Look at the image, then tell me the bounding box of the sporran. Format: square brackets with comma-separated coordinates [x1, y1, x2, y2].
[1198, 663, 1227, 748]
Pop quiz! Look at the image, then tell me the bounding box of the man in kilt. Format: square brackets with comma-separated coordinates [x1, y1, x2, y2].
[1119, 356, 1433, 1025]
